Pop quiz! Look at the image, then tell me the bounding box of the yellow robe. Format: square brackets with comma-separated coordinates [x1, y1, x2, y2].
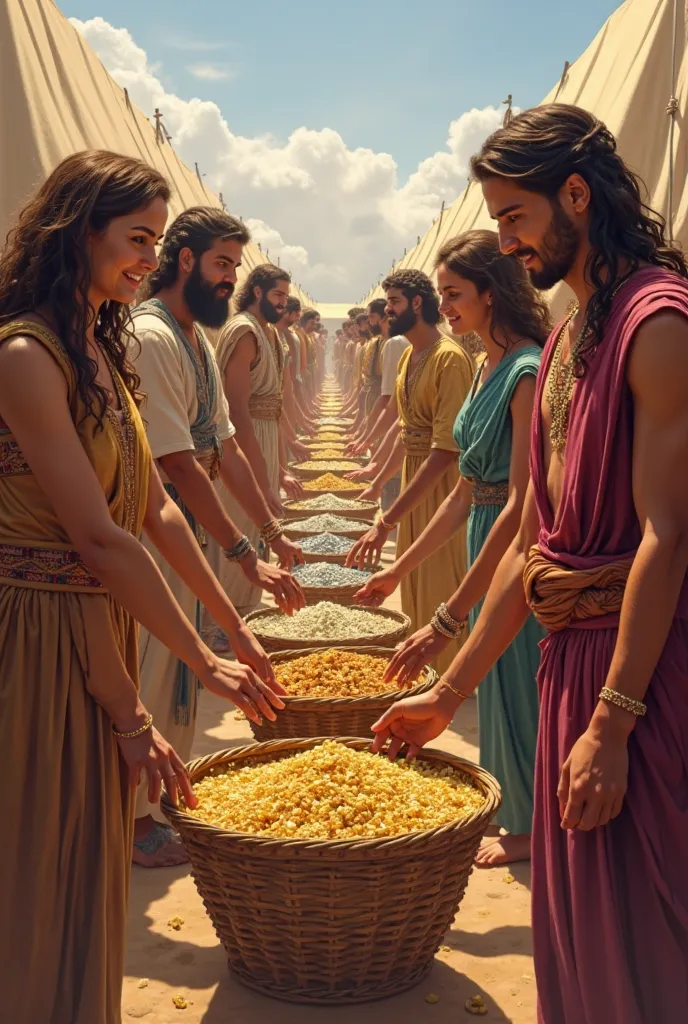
[0, 321, 151, 1024]
[395, 337, 473, 674]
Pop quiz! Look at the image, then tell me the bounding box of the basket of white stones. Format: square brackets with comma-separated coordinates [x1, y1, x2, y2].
[290, 561, 383, 606]
[282, 514, 374, 542]
[281, 493, 380, 523]
[245, 602, 411, 653]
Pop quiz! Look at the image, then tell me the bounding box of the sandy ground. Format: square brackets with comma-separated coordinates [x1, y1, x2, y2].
[123, 488, 535, 1023]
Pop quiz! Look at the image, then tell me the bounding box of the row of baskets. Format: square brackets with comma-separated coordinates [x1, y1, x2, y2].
[161, 378, 501, 1007]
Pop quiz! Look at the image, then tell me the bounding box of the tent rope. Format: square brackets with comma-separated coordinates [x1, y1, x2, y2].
[553, 61, 570, 103]
[666, 0, 680, 241]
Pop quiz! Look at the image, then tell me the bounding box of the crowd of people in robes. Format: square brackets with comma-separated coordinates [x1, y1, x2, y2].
[0, 102, 687, 1024]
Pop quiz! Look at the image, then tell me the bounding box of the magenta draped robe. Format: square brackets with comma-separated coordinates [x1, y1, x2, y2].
[530, 268, 688, 1023]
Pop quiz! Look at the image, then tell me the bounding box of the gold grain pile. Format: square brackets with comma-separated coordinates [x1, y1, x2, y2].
[275, 649, 403, 698]
[188, 741, 484, 840]
[303, 473, 361, 492]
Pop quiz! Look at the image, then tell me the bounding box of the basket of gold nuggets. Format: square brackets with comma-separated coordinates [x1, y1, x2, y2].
[300, 472, 367, 499]
[249, 646, 438, 741]
[162, 738, 501, 1005]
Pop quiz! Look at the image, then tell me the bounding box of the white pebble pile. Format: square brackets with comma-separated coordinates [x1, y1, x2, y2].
[288, 514, 368, 533]
[299, 533, 354, 555]
[292, 563, 373, 587]
[253, 602, 397, 640]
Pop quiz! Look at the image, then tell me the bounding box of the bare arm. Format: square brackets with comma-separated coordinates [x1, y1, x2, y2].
[361, 393, 397, 450]
[160, 448, 244, 552]
[142, 467, 277, 686]
[444, 375, 535, 621]
[221, 333, 275, 499]
[350, 445, 457, 568]
[371, 481, 539, 759]
[354, 476, 473, 604]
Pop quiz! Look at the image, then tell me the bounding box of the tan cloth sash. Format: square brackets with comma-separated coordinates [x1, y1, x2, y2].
[402, 426, 433, 455]
[523, 548, 632, 632]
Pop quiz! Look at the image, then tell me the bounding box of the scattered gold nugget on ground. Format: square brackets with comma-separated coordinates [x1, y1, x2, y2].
[425, 993, 440, 1004]
[172, 994, 188, 1009]
[137, 979, 149, 989]
[503, 874, 515, 884]
[167, 916, 184, 930]
[465, 994, 488, 1015]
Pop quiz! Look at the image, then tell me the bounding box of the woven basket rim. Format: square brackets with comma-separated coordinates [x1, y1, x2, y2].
[162, 736, 502, 853]
[269, 645, 437, 708]
[294, 563, 383, 604]
[244, 605, 411, 646]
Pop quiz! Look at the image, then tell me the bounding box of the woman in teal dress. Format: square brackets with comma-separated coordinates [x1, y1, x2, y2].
[355, 230, 550, 865]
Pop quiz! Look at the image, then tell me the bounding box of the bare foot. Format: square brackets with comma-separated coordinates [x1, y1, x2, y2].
[474, 832, 531, 868]
[133, 819, 189, 868]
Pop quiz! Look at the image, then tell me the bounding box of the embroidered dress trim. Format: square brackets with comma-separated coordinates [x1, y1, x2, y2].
[0, 543, 103, 590]
[471, 480, 509, 507]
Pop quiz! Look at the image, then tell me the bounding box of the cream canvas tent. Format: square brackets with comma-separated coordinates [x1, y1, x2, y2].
[0, 0, 309, 303]
[365, 0, 687, 316]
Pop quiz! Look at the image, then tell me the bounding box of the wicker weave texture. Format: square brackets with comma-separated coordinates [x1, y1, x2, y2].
[162, 737, 501, 1004]
[244, 607, 411, 653]
[250, 646, 437, 741]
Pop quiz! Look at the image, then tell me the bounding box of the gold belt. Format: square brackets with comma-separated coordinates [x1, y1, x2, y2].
[0, 542, 104, 592]
[523, 548, 632, 632]
[402, 427, 432, 455]
[249, 398, 282, 421]
[472, 481, 509, 507]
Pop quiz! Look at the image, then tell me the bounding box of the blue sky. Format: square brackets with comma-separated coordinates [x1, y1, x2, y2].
[65, 0, 621, 179]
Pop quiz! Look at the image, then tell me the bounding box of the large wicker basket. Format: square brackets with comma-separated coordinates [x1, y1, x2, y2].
[294, 562, 383, 606]
[249, 645, 437, 741]
[282, 517, 374, 541]
[161, 737, 501, 1005]
[245, 606, 411, 652]
[281, 497, 379, 522]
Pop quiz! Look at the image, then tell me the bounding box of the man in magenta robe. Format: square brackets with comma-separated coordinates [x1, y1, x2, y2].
[372, 104, 688, 1023]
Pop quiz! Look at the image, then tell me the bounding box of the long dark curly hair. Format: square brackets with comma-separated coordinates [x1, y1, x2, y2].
[0, 150, 170, 425]
[235, 263, 291, 313]
[436, 230, 552, 349]
[471, 104, 687, 374]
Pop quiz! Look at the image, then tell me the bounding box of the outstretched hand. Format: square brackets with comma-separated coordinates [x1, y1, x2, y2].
[371, 686, 456, 761]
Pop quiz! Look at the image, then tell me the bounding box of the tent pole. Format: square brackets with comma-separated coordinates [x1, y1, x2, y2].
[666, 0, 680, 242]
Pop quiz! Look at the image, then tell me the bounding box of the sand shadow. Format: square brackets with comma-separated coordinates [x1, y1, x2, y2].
[445, 924, 533, 961]
[200, 957, 514, 1024]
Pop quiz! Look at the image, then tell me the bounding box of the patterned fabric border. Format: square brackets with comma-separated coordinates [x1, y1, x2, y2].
[0, 437, 31, 477]
[0, 543, 103, 589]
[472, 481, 509, 507]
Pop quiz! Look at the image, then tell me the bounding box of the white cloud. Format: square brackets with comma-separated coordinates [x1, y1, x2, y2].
[70, 16, 504, 302]
[187, 63, 237, 82]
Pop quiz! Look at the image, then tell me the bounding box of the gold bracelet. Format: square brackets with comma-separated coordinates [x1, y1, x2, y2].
[113, 713, 153, 739]
[599, 687, 647, 717]
[378, 515, 396, 531]
[439, 679, 471, 702]
[437, 602, 466, 634]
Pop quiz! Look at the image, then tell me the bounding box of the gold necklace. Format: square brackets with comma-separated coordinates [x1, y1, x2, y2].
[546, 310, 588, 454]
[547, 276, 630, 454]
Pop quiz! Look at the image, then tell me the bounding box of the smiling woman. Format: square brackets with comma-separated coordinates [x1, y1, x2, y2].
[0, 151, 274, 1024]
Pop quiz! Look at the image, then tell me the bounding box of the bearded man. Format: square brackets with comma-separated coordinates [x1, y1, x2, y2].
[205, 264, 305, 619]
[372, 105, 688, 1024]
[129, 209, 303, 866]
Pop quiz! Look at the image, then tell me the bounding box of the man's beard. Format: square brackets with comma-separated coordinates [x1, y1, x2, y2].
[517, 200, 580, 290]
[387, 306, 418, 337]
[260, 294, 285, 324]
[183, 262, 233, 327]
